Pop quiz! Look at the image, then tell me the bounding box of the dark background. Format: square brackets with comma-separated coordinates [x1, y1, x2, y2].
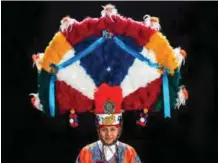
[2, 1, 217, 163]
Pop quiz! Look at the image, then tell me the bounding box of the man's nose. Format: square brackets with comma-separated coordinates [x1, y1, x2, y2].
[106, 131, 111, 137]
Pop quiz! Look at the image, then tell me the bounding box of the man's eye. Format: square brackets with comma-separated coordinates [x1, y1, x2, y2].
[111, 128, 115, 132]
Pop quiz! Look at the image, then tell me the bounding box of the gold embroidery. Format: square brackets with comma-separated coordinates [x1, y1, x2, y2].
[102, 114, 116, 125]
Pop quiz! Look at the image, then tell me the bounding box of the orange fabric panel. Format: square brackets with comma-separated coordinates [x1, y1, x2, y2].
[123, 145, 142, 163]
[145, 32, 178, 75]
[76, 146, 94, 163]
[41, 32, 72, 72]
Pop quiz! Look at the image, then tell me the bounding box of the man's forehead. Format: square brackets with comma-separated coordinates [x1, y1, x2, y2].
[100, 125, 120, 129]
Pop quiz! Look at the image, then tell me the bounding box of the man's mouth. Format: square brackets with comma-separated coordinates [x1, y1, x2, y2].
[105, 138, 113, 141]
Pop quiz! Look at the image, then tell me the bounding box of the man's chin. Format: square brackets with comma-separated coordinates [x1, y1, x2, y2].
[101, 139, 117, 146]
[105, 140, 113, 144]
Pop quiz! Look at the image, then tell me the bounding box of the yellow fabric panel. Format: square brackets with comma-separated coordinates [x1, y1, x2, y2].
[41, 32, 72, 72]
[145, 32, 178, 75]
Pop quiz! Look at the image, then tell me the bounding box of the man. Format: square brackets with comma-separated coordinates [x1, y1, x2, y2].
[29, 4, 188, 163]
[76, 83, 141, 163]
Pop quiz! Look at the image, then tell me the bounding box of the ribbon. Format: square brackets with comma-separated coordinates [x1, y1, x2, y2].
[48, 31, 171, 118]
[113, 36, 160, 69]
[162, 71, 171, 118]
[48, 36, 106, 117]
[57, 37, 106, 70]
[113, 36, 171, 118]
[49, 74, 56, 117]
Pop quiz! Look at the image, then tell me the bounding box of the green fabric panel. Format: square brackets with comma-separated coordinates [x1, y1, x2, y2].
[38, 70, 60, 116]
[37, 69, 59, 116]
[38, 69, 51, 115]
[154, 98, 163, 111]
[154, 69, 181, 111]
[168, 69, 180, 108]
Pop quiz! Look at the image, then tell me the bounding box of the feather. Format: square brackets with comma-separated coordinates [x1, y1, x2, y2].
[32, 53, 44, 71]
[173, 47, 187, 68]
[140, 47, 157, 64]
[60, 16, 76, 32]
[56, 49, 97, 99]
[121, 58, 161, 97]
[175, 85, 188, 109]
[29, 93, 43, 111]
[143, 15, 161, 31]
[101, 4, 118, 17]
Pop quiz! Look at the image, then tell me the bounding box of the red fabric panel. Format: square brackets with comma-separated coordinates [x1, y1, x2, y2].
[55, 81, 93, 113]
[55, 77, 161, 114]
[62, 15, 155, 46]
[94, 83, 123, 114]
[123, 78, 162, 111]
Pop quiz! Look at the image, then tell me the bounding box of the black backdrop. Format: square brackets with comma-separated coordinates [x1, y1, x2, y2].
[2, 1, 217, 163]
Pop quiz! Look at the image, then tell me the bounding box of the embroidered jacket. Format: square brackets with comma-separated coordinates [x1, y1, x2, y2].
[76, 141, 141, 163]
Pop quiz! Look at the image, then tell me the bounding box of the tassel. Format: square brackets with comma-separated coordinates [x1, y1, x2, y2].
[136, 108, 148, 127]
[69, 109, 79, 128]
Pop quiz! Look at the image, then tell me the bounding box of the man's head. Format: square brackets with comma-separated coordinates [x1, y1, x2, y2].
[98, 125, 121, 145]
[94, 83, 123, 145]
[95, 113, 123, 145]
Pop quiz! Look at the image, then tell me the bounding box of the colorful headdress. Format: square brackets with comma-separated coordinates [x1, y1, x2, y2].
[94, 83, 123, 126]
[30, 4, 188, 128]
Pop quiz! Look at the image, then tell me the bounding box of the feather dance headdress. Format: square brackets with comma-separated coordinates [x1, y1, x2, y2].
[30, 4, 188, 128]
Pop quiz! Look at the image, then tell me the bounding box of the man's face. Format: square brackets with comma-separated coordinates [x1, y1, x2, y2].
[99, 125, 120, 145]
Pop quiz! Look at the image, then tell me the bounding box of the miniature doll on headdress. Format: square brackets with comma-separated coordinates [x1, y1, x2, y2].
[30, 4, 188, 163]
